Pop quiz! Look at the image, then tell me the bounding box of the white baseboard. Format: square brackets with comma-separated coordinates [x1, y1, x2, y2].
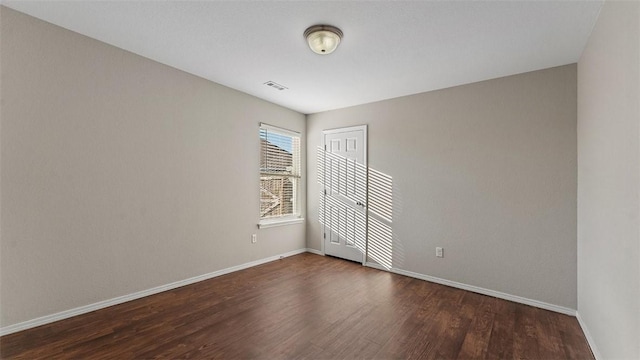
[0, 248, 308, 337]
[1, 249, 578, 337]
[576, 311, 601, 360]
[364, 262, 576, 316]
[305, 248, 324, 256]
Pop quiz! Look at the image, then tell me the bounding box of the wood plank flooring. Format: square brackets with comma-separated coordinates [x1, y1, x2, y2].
[1, 253, 594, 359]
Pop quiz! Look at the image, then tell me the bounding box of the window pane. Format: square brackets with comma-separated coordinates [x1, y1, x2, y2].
[260, 176, 296, 218]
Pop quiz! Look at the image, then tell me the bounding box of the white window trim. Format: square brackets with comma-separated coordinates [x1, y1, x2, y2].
[259, 123, 302, 227]
[258, 217, 305, 229]
[259, 123, 300, 137]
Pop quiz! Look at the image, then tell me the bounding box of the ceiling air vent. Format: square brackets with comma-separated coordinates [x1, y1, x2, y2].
[264, 81, 288, 91]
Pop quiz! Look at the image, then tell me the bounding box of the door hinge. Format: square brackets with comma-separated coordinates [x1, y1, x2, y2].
[324, 145, 327, 150]
[323, 233, 326, 239]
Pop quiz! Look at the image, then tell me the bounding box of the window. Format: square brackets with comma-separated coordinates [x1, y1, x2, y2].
[259, 123, 302, 227]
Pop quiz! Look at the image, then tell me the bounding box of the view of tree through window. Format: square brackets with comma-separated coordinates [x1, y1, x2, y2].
[259, 125, 300, 220]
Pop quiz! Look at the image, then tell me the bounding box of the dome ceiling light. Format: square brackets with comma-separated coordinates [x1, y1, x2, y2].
[304, 25, 343, 55]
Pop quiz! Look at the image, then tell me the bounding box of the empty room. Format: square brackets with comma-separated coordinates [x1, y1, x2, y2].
[0, 1, 638, 359]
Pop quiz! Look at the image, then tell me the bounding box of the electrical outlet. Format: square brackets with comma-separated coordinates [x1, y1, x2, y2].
[251, 234, 257, 244]
[436, 247, 444, 258]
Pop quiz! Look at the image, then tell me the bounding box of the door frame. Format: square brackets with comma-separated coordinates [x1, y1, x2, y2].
[320, 125, 368, 265]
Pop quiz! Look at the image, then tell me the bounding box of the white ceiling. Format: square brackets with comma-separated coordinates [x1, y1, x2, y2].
[3, 1, 603, 114]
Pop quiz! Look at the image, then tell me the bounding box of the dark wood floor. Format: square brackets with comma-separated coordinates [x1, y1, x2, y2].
[1, 253, 593, 359]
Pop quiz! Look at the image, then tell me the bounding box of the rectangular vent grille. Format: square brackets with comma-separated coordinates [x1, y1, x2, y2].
[264, 81, 288, 91]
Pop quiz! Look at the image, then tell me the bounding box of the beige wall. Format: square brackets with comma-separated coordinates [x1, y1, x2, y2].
[307, 65, 578, 309]
[577, 1, 640, 358]
[0, 7, 306, 327]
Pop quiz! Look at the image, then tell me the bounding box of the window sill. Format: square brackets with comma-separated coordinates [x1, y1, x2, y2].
[258, 217, 305, 229]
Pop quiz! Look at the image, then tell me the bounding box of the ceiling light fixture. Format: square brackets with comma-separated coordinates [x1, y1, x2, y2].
[304, 25, 343, 55]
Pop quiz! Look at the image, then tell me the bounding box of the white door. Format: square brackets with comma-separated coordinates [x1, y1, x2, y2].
[321, 125, 367, 263]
